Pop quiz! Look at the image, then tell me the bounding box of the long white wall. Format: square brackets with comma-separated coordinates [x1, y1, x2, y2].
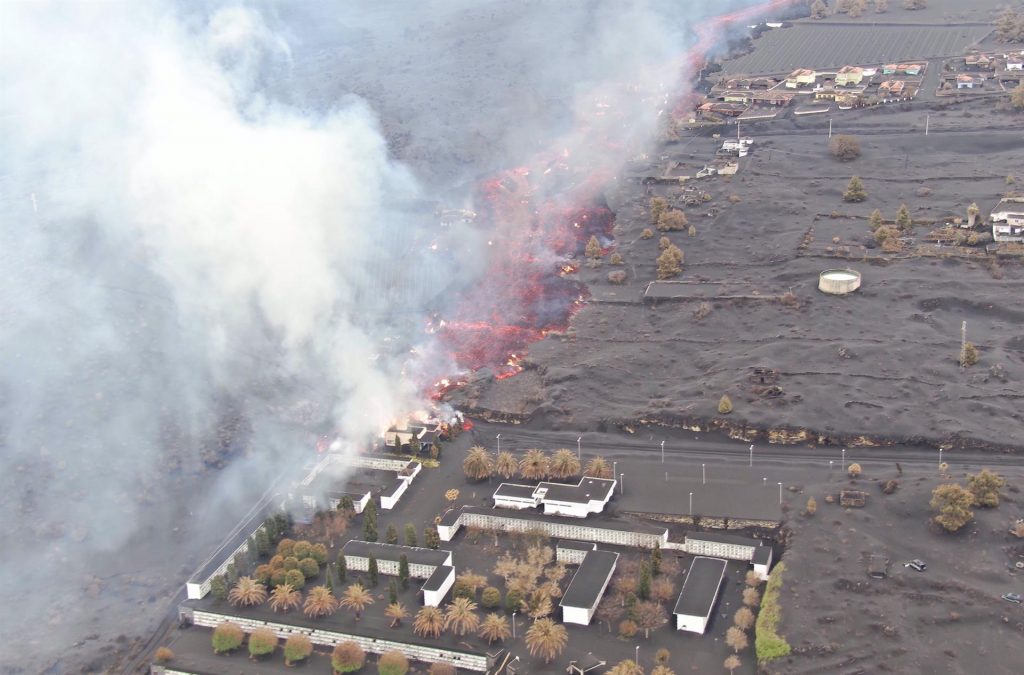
[186, 608, 488, 671]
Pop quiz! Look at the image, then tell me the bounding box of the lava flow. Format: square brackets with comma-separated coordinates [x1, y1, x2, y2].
[433, 0, 799, 394]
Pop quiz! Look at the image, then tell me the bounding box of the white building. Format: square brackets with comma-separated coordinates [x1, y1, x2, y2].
[673, 556, 727, 634]
[421, 565, 455, 607]
[720, 138, 754, 157]
[437, 506, 669, 549]
[684, 531, 761, 561]
[491, 476, 616, 518]
[1007, 53, 1023, 70]
[991, 197, 1024, 243]
[560, 550, 619, 625]
[752, 545, 773, 581]
[556, 540, 597, 565]
[341, 540, 452, 579]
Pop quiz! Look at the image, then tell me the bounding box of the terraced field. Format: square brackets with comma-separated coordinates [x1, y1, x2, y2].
[722, 24, 991, 75]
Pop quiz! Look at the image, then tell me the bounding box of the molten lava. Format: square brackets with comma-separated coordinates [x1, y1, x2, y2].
[433, 0, 799, 392]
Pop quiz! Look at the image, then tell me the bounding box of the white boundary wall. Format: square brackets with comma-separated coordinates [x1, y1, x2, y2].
[186, 608, 488, 671]
[439, 509, 668, 549]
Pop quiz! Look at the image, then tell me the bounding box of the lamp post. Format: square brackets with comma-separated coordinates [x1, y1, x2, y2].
[577, 436, 582, 460]
[511, 611, 517, 638]
[778, 482, 783, 505]
[938, 447, 943, 467]
[661, 440, 665, 463]
[496, 433, 501, 454]
[841, 447, 846, 473]
[620, 473, 625, 495]
[749, 444, 754, 467]
[763, 476, 767, 487]
[702, 463, 706, 486]
[689, 492, 693, 515]
[613, 460, 617, 484]
[635, 645, 640, 667]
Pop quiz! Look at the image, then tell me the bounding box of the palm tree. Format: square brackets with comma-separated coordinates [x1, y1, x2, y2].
[463, 445, 494, 481]
[525, 617, 567, 663]
[340, 583, 374, 621]
[606, 661, 643, 675]
[443, 597, 481, 636]
[477, 613, 511, 644]
[519, 449, 549, 481]
[495, 451, 518, 479]
[227, 577, 267, 607]
[302, 585, 338, 618]
[723, 654, 741, 674]
[651, 666, 677, 675]
[413, 606, 445, 639]
[385, 602, 409, 628]
[549, 448, 581, 479]
[584, 456, 613, 479]
[268, 583, 301, 613]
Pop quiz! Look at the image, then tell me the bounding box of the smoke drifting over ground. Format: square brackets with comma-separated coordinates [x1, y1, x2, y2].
[0, 0, 757, 669]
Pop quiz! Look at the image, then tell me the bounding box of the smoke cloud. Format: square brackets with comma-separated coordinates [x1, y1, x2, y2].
[0, 0, 763, 668]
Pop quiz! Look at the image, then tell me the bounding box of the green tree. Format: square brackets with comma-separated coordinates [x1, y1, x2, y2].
[363, 501, 378, 542]
[404, 523, 417, 547]
[284, 568, 305, 590]
[283, 635, 313, 666]
[368, 554, 379, 587]
[810, 0, 827, 18]
[339, 495, 355, 514]
[332, 642, 365, 674]
[298, 557, 319, 580]
[254, 529, 270, 557]
[378, 651, 409, 675]
[385, 523, 399, 545]
[843, 176, 867, 202]
[211, 622, 244, 654]
[399, 554, 410, 589]
[868, 209, 883, 231]
[424, 527, 440, 550]
[481, 586, 502, 609]
[967, 469, 1005, 508]
[247, 628, 277, 659]
[586, 235, 603, 261]
[930, 483, 975, 532]
[389, 579, 399, 605]
[209, 575, 228, 601]
[638, 562, 652, 600]
[505, 588, 524, 614]
[895, 203, 912, 230]
[651, 544, 662, 576]
[338, 554, 347, 582]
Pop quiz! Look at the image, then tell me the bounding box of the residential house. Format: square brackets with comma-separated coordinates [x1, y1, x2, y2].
[723, 91, 753, 104]
[879, 80, 906, 96]
[882, 64, 898, 75]
[785, 68, 816, 88]
[752, 90, 794, 106]
[1007, 53, 1023, 71]
[835, 65, 864, 86]
[956, 74, 977, 89]
[991, 197, 1024, 242]
[965, 53, 992, 70]
[899, 63, 923, 75]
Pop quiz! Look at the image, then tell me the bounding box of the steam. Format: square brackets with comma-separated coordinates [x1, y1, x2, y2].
[0, 0, 765, 668]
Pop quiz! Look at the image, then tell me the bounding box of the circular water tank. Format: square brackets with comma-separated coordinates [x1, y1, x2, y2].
[818, 268, 861, 295]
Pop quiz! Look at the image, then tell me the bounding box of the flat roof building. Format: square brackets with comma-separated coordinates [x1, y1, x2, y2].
[673, 556, 728, 634]
[556, 540, 598, 564]
[421, 565, 455, 607]
[492, 476, 616, 518]
[684, 531, 762, 561]
[560, 550, 619, 625]
[752, 545, 774, 581]
[341, 541, 455, 607]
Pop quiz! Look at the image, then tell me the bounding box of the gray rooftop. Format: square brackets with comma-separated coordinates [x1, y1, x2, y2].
[538, 477, 615, 505]
[673, 556, 727, 618]
[557, 540, 598, 552]
[421, 565, 453, 593]
[456, 505, 669, 536]
[340, 540, 449, 568]
[752, 546, 773, 565]
[560, 550, 619, 610]
[493, 483, 538, 500]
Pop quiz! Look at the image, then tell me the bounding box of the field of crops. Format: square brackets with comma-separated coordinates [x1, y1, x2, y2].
[722, 24, 990, 75]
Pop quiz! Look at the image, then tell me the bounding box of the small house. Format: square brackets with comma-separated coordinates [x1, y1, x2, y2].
[785, 68, 816, 88]
[835, 65, 864, 86]
[1007, 54, 1023, 71]
[673, 557, 727, 634]
[900, 63, 923, 76]
[956, 74, 977, 89]
[882, 64, 898, 75]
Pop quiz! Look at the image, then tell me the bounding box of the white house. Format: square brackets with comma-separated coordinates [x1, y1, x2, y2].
[991, 197, 1024, 243]
[560, 550, 619, 625]
[1007, 53, 1023, 70]
[492, 476, 616, 518]
[673, 556, 727, 634]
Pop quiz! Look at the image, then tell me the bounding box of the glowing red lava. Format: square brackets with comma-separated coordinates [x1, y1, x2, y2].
[433, 0, 799, 393]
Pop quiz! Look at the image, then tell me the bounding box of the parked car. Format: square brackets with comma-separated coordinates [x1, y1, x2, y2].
[903, 559, 927, 572]
[1002, 593, 1022, 604]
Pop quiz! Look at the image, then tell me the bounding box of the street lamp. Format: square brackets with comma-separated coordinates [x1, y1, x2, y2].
[938, 447, 943, 467]
[689, 492, 693, 515]
[635, 645, 640, 667]
[841, 448, 846, 472]
[613, 460, 617, 484]
[496, 433, 501, 454]
[620, 473, 625, 495]
[702, 463, 706, 485]
[661, 440, 665, 463]
[778, 482, 783, 505]
[763, 476, 767, 487]
[577, 436, 582, 460]
[511, 611, 517, 638]
[749, 444, 754, 467]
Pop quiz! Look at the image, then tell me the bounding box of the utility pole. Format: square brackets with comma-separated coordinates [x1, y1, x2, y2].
[496, 434, 501, 454]
[689, 492, 693, 515]
[702, 463, 706, 485]
[577, 436, 582, 460]
[749, 444, 754, 467]
[828, 118, 832, 139]
[925, 113, 929, 136]
[661, 440, 665, 463]
[778, 482, 783, 505]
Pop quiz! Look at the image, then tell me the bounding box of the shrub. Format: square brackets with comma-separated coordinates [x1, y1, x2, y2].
[277, 538, 296, 558]
[248, 628, 277, 659]
[754, 564, 791, 663]
[211, 622, 244, 654]
[966, 469, 1005, 508]
[153, 647, 174, 664]
[881, 479, 900, 494]
[960, 342, 979, 367]
[332, 641, 366, 673]
[618, 619, 639, 638]
[650, 197, 667, 224]
[378, 651, 409, 675]
[687, 224, 696, 237]
[481, 586, 502, 609]
[585, 235, 603, 260]
[657, 209, 688, 232]
[283, 634, 313, 665]
[299, 557, 320, 579]
[805, 497, 817, 515]
[282, 556, 300, 571]
[610, 252, 623, 265]
[608, 270, 627, 284]
[843, 176, 867, 202]
[641, 227, 654, 239]
[931, 483, 974, 532]
[656, 243, 684, 279]
[847, 463, 862, 477]
[728, 194, 741, 203]
[718, 394, 733, 414]
[830, 135, 861, 161]
[659, 236, 672, 250]
[285, 568, 306, 590]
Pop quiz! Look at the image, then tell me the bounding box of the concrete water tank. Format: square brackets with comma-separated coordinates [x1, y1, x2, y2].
[818, 268, 861, 295]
